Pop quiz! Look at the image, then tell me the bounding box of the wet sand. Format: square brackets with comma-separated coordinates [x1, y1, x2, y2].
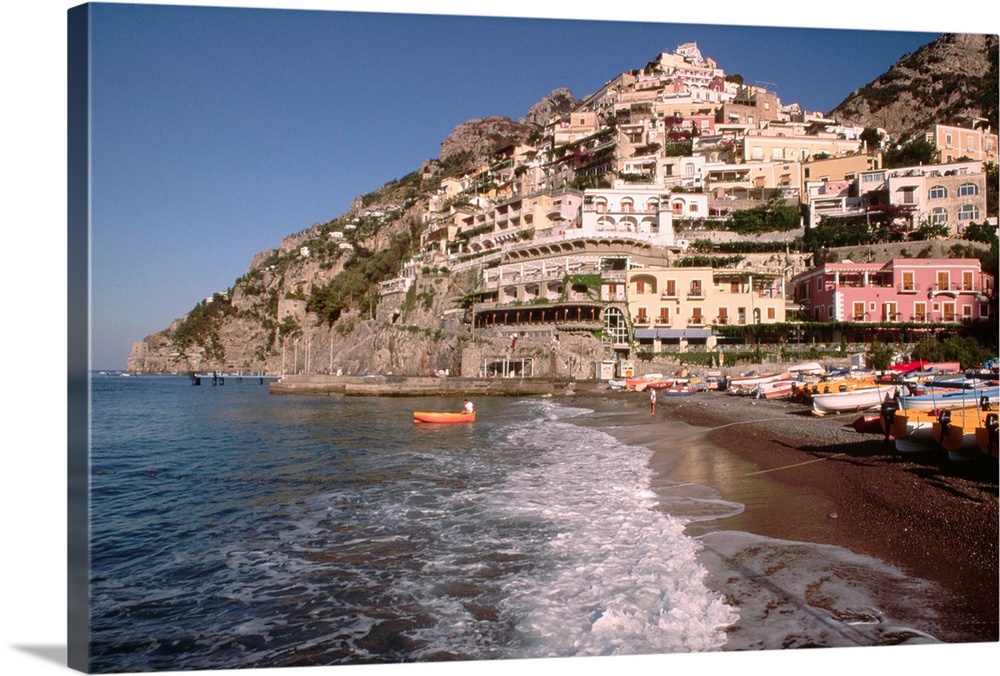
[568, 385, 998, 645]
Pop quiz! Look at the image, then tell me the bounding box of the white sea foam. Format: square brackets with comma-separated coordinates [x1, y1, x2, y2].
[484, 400, 738, 656]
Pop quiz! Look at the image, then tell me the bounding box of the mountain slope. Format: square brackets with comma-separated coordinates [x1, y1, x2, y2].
[828, 33, 998, 138]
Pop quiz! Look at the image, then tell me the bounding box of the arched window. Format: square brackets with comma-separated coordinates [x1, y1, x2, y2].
[959, 204, 980, 221]
[602, 307, 629, 345]
[957, 183, 979, 197]
[931, 207, 947, 224]
[929, 185, 947, 199]
[620, 198, 634, 213]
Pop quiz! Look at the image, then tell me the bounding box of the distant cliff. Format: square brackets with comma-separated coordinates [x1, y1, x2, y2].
[828, 33, 998, 137]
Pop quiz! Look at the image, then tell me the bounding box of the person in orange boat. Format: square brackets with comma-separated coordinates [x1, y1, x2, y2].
[463, 399, 474, 414]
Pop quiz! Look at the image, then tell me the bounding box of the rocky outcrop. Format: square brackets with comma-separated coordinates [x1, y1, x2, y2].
[829, 33, 998, 137]
[438, 116, 532, 167]
[521, 87, 579, 127]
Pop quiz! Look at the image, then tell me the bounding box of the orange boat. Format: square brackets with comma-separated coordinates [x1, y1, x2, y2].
[932, 405, 994, 460]
[975, 413, 999, 458]
[413, 411, 476, 424]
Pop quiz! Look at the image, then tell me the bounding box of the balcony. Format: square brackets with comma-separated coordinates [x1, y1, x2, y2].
[898, 283, 920, 294]
[688, 316, 706, 327]
[687, 286, 705, 300]
[930, 282, 982, 297]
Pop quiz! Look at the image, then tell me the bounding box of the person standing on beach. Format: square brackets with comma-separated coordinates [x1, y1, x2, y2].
[649, 387, 656, 416]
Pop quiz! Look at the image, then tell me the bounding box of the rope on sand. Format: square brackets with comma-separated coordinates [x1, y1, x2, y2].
[739, 452, 847, 477]
[702, 417, 848, 477]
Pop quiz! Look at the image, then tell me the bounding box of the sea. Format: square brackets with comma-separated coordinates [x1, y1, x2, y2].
[86, 373, 946, 673]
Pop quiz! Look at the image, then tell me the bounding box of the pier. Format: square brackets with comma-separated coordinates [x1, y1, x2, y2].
[268, 374, 584, 397]
[190, 372, 281, 386]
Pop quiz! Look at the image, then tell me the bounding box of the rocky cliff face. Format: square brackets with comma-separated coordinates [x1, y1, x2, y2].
[438, 116, 532, 167]
[521, 87, 579, 127]
[828, 33, 998, 137]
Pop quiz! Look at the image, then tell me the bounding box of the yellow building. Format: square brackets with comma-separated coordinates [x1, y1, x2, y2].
[627, 266, 786, 351]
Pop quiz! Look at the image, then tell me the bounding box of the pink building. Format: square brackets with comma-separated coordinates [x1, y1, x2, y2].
[792, 258, 994, 324]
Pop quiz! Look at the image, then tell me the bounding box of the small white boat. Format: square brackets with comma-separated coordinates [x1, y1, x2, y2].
[787, 361, 826, 376]
[812, 384, 900, 416]
[898, 386, 998, 412]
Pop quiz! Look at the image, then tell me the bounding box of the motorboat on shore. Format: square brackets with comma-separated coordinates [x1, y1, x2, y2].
[975, 412, 999, 459]
[811, 383, 900, 416]
[625, 373, 664, 391]
[794, 371, 878, 402]
[897, 386, 998, 412]
[658, 383, 705, 397]
[932, 405, 995, 461]
[725, 371, 787, 393]
[889, 407, 959, 453]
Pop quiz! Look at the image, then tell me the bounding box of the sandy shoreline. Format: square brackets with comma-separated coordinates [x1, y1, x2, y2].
[566, 384, 998, 646]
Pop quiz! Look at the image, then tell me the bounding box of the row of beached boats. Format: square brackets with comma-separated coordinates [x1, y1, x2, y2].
[611, 371, 710, 397]
[873, 369, 999, 461]
[616, 359, 998, 462]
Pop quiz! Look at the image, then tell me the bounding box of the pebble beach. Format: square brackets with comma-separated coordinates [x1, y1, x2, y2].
[568, 382, 999, 646]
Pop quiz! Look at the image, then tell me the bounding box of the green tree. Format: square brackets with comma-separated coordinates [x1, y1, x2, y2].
[985, 162, 998, 219]
[883, 139, 939, 168]
[866, 339, 896, 371]
[860, 127, 882, 151]
[909, 335, 993, 370]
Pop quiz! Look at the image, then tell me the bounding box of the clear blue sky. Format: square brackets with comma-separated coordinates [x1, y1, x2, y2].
[81, 2, 949, 368]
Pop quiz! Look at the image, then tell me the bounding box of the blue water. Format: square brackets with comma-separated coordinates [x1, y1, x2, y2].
[87, 375, 941, 672]
[87, 375, 735, 672]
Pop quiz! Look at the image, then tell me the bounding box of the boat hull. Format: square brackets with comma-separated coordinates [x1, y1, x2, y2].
[811, 385, 899, 416]
[898, 386, 999, 411]
[413, 411, 476, 424]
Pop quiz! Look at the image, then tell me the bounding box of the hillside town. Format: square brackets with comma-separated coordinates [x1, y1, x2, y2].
[379, 43, 994, 367]
[129, 40, 997, 378]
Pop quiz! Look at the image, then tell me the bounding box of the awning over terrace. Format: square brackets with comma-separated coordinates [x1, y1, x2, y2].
[634, 328, 714, 339]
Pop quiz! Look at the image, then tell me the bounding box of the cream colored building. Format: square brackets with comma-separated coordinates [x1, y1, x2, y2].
[552, 110, 601, 147]
[703, 160, 801, 200]
[743, 127, 862, 163]
[627, 266, 785, 350]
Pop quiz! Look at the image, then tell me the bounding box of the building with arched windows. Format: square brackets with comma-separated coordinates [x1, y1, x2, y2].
[579, 184, 707, 247]
[857, 160, 988, 235]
